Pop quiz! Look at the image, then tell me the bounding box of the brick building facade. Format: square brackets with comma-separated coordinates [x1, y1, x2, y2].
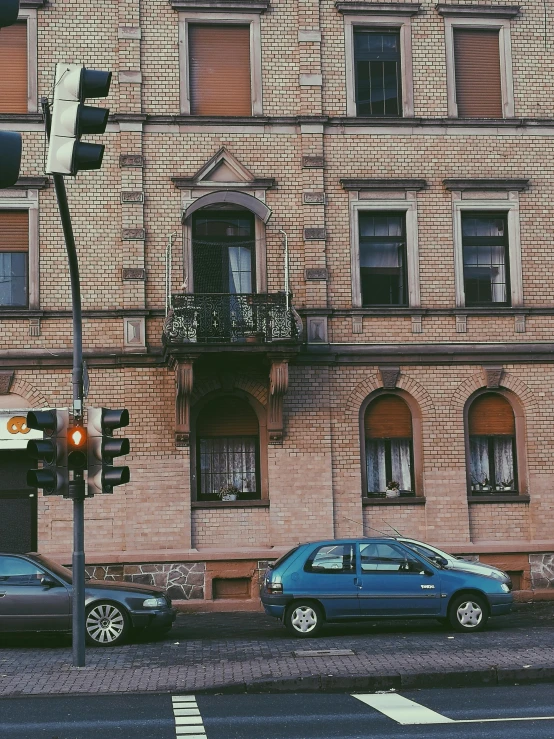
[1, 0, 554, 604]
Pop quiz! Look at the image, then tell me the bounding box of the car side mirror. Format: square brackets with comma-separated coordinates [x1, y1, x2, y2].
[40, 576, 57, 588]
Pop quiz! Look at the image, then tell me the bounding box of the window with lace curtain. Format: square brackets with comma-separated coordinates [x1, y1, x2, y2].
[364, 395, 414, 496]
[0, 210, 28, 308]
[196, 396, 260, 501]
[468, 393, 517, 495]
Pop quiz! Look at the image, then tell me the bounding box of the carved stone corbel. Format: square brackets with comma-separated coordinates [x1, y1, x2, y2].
[175, 360, 194, 447]
[268, 359, 289, 444]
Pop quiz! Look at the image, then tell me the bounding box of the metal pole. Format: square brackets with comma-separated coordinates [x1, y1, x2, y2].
[279, 229, 289, 311]
[42, 97, 86, 667]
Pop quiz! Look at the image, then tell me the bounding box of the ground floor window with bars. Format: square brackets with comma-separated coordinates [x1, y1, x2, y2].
[195, 396, 261, 501]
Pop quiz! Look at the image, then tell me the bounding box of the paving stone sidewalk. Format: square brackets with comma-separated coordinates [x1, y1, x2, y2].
[2, 602, 554, 697]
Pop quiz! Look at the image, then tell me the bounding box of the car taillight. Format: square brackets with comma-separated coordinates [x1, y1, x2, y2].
[267, 582, 283, 594]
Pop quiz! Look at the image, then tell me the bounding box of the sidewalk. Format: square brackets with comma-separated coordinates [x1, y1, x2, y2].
[2, 602, 554, 697]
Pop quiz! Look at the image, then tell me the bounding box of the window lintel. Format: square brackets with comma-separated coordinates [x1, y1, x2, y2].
[444, 178, 529, 192]
[342, 178, 426, 191]
[436, 4, 520, 18]
[336, 2, 421, 15]
[170, 0, 269, 13]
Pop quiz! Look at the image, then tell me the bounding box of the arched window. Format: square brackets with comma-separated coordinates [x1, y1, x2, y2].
[364, 395, 414, 496]
[196, 396, 260, 500]
[468, 392, 517, 494]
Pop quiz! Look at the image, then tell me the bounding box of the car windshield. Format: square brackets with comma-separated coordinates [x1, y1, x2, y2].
[402, 541, 448, 565]
[29, 554, 73, 584]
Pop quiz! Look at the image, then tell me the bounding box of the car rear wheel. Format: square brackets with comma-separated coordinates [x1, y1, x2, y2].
[285, 601, 324, 638]
[85, 601, 129, 647]
[448, 593, 488, 632]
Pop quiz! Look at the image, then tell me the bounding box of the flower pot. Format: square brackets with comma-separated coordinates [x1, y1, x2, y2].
[385, 489, 400, 498]
[222, 493, 237, 501]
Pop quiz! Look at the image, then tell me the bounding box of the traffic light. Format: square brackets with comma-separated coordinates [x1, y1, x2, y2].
[67, 424, 88, 472]
[26, 409, 69, 495]
[87, 408, 130, 496]
[0, 1, 21, 188]
[46, 63, 112, 176]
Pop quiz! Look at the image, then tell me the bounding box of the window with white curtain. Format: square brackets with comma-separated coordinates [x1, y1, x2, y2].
[196, 396, 260, 500]
[365, 395, 414, 496]
[468, 392, 517, 494]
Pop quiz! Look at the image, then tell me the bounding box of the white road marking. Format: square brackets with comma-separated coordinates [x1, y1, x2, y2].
[353, 693, 554, 725]
[354, 693, 454, 724]
[172, 695, 207, 738]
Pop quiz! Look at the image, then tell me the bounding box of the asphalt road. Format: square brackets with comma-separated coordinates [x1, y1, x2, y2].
[3, 684, 554, 738]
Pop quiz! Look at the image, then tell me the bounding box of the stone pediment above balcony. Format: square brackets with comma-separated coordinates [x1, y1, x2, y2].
[172, 147, 275, 193]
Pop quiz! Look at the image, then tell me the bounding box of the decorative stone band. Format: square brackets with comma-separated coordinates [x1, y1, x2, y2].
[335, 1, 421, 14]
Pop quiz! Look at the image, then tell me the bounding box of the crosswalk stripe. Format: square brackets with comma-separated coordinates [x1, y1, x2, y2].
[172, 695, 207, 738]
[353, 693, 454, 724]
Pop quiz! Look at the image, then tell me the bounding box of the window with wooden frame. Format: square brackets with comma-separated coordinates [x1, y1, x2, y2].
[462, 212, 510, 307]
[196, 396, 260, 501]
[354, 28, 402, 117]
[453, 28, 502, 118]
[441, 10, 516, 119]
[359, 211, 408, 306]
[188, 23, 252, 116]
[468, 393, 517, 495]
[0, 21, 27, 113]
[365, 395, 414, 496]
[0, 210, 28, 308]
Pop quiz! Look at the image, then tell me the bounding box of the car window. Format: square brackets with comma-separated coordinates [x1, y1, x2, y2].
[404, 542, 436, 560]
[305, 544, 356, 574]
[269, 546, 300, 570]
[359, 542, 426, 574]
[0, 555, 45, 585]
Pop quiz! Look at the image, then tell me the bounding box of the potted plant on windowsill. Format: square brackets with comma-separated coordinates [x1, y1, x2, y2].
[217, 484, 241, 502]
[385, 480, 400, 498]
[501, 479, 514, 492]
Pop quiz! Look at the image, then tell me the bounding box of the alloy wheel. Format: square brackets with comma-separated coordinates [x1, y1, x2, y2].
[86, 603, 127, 645]
[291, 605, 319, 634]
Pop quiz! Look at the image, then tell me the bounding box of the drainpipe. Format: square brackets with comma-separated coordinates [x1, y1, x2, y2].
[279, 229, 289, 311]
[165, 232, 178, 316]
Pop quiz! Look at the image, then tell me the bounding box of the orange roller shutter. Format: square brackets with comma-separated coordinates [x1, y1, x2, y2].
[0, 22, 27, 114]
[365, 396, 412, 438]
[197, 397, 258, 436]
[0, 211, 28, 253]
[469, 393, 515, 435]
[453, 29, 502, 118]
[189, 24, 251, 116]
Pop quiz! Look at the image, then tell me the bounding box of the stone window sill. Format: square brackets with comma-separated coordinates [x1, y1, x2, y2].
[363, 497, 426, 506]
[468, 495, 530, 504]
[191, 500, 269, 509]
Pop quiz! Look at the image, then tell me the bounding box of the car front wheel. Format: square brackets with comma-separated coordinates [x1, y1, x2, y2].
[285, 601, 324, 638]
[85, 602, 129, 646]
[448, 593, 488, 632]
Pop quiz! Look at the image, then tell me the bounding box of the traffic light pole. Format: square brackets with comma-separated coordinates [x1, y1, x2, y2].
[42, 97, 87, 668]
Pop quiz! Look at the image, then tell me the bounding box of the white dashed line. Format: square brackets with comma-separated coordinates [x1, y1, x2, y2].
[171, 695, 207, 738]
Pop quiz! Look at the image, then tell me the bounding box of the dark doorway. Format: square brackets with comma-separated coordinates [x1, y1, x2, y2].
[0, 450, 37, 552]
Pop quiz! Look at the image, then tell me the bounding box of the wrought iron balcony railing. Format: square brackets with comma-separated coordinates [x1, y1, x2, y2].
[163, 293, 301, 344]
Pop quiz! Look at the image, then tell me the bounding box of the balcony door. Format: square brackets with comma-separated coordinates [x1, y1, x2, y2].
[192, 209, 255, 294]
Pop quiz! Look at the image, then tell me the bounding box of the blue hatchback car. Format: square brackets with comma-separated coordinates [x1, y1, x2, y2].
[261, 539, 513, 637]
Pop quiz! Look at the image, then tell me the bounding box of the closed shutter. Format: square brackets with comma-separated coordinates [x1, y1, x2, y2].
[197, 396, 258, 436]
[189, 24, 251, 116]
[0, 22, 27, 114]
[469, 393, 515, 435]
[365, 395, 412, 438]
[0, 211, 28, 252]
[453, 28, 502, 118]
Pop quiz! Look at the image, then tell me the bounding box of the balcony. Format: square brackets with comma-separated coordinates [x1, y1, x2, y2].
[163, 293, 301, 347]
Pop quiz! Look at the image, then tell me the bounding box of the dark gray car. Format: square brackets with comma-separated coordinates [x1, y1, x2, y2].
[0, 552, 176, 646]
